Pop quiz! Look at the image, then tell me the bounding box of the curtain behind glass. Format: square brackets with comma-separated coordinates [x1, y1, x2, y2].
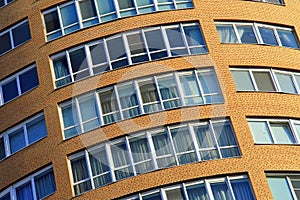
[53, 56, 71, 87]
[231, 179, 255, 200]
[186, 184, 209, 200]
[211, 182, 233, 200]
[16, 182, 34, 200]
[216, 25, 237, 43]
[34, 169, 56, 199]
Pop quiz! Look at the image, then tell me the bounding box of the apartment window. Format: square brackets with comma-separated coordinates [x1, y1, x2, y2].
[231, 68, 300, 93]
[0, 166, 56, 200]
[267, 174, 300, 200]
[0, 19, 31, 55]
[121, 175, 254, 200]
[216, 22, 298, 48]
[68, 119, 240, 195]
[0, 64, 39, 105]
[248, 118, 300, 144]
[59, 68, 223, 139]
[0, 113, 47, 161]
[246, 0, 284, 5]
[43, 0, 193, 41]
[51, 22, 207, 88]
[0, 0, 14, 8]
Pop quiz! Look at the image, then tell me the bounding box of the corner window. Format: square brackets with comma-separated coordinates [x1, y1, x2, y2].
[60, 68, 223, 139]
[0, 64, 39, 105]
[0, 19, 31, 56]
[68, 119, 241, 195]
[0, 166, 56, 200]
[43, 0, 194, 41]
[248, 118, 300, 144]
[216, 22, 298, 48]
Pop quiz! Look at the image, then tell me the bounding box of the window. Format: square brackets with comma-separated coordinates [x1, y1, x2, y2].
[51, 22, 207, 88]
[121, 175, 255, 200]
[0, 19, 31, 55]
[267, 174, 300, 200]
[216, 22, 298, 48]
[68, 119, 240, 195]
[0, 64, 39, 105]
[231, 68, 300, 94]
[43, 0, 193, 41]
[59, 68, 223, 139]
[247, 0, 284, 5]
[0, 113, 47, 161]
[0, 0, 14, 8]
[248, 118, 300, 144]
[0, 166, 56, 200]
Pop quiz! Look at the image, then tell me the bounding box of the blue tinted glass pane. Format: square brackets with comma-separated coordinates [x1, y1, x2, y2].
[198, 70, 220, 94]
[0, 193, 10, 200]
[268, 177, 294, 200]
[27, 115, 47, 144]
[142, 192, 162, 200]
[2, 79, 18, 103]
[34, 169, 56, 199]
[231, 179, 255, 200]
[97, 0, 115, 14]
[0, 138, 5, 160]
[166, 27, 185, 48]
[60, 4, 79, 27]
[186, 184, 208, 200]
[0, 32, 12, 55]
[259, 27, 278, 46]
[62, 104, 77, 128]
[16, 182, 34, 200]
[19, 67, 39, 93]
[277, 29, 299, 48]
[184, 25, 205, 46]
[9, 129, 26, 154]
[216, 25, 238, 43]
[12, 21, 31, 47]
[236, 25, 257, 44]
[89, 43, 107, 65]
[107, 37, 126, 60]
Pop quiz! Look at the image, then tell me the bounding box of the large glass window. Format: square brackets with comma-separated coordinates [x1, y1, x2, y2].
[68, 119, 240, 195]
[43, 0, 193, 41]
[0, 64, 39, 105]
[60, 68, 223, 139]
[51, 22, 207, 88]
[0, 166, 56, 200]
[248, 118, 300, 144]
[216, 22, 298, 48]
[0, 113, 47, 160]
[230, 68, 300, 94]
[267, 174, 300, 200]
[121, 175, 254, 200]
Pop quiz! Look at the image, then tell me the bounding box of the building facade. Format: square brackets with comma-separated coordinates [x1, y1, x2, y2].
[1, 0, 300, 199]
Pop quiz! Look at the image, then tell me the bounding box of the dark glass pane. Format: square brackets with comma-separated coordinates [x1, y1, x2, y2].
[79, 0, 97, 19]
[236, 25, 257, 44]
[71, 156, 90, 182]
[89, 43, 107, 65]
[0, 138, 5, 160]
[186, 184, 209, 200]
[145, 29, 166, 52]
[27, 115, 47, 144]
[277, 29, 299, 48]
[107, 37, 126, 60]
[16, 182, 34, 200]
[34, 169, 56, 199]
[12, 21, 31, 47]
[184, 25, 205, 46]
[44, 11, 60, 33]
[231, 179, 255, 200]
[0, 193, 10, 200]
[2, 79, 18, 103]
[19, 67, 39, 93]
[0, 32, 12, 55]
[9, 128, 26, 154]
[252, 71, 276, 91]
[142, 192, 162, 200]
[60, 4, 78, 27]
[259, 27, 278, 46]
[127, 33, 146, 55]
[118, 0, 134, 9]
[166, 27, 185, 48]
[139, 80, 159, 103]
[69, 48, 89, 73]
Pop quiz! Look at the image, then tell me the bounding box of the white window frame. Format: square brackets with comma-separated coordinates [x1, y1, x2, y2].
[0, 0, 14, 8]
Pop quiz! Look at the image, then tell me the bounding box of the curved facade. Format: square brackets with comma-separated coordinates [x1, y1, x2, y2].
[1, 0, 300, 199]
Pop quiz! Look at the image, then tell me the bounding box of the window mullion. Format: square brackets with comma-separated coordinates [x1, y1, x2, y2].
[105, 143, 116, 182]
[4, 133, 10, 156]
[141, 29, 151, 61]
[31, 178, 38, 200]
[93, 0, 101, 22]
[286, 176, 298, 200]
[273, 28, 283, 46]
[226, 177, 237, 200]
[114, 85, 124, 120]
[102, 38, 113, 71]
[84, 45, 94, 76]
[66, 51, 75, 83]
[134, 80, 145, 114]
[9, 30, 14, 48]
[122, 33, 132, 65]
[75, 1, 84, 29]
[125, 136, 136, 175]
[16, 75, 22, 96]
[95, 91, 105, 126]
[204, 179, 214, 199]
[85, 150, 95, 190]
[249, 70, 259, 91]
[161, 25, 172, 57]
[292, 74, 300, 94]
[270, 69, 280, 92]
[166, 127, 179, 165]
[180, 24, 191, 54]
[209, 120, 222, 158]
[174, 72, 186, 106]
[146, 131, 159, 170]
[188, 123, 201, 161]
[75, 98, 84, 134]
[113, 0, 121, 19]
[57, 6, 65, 35]
[23, 124, 29, 146]
[232, 24, 242, 43]
[0, 84, 3, 106]
[288, 120, 299, 144]
[253, 23, 264, 44]
[194, 70, 205, 104]
[153, 0, 159, 10]
[153, 76, 164, 110]
[266, 121, 276, 144]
